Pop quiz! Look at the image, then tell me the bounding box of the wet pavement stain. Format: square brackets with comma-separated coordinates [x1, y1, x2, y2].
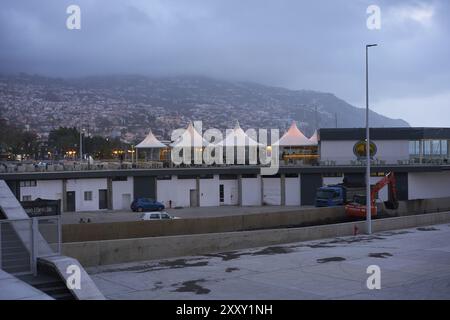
[172, 279, 210, 295]
[205, 251, 246, 261]
[97, 258, 209, 273]
[252, 246, 294, 256]
[417, 227, 439, 231]
[369, 252, 393, 258]
[291, 235, 386, 249]
[158, 259, 209, 269]
[379, 230, 412, 236]
[206, 246, 294, 261]
[307, 244, 337, 248]
[317, 257, 346, 263]
[326, 236, 386, 244]
[151, 281, 164, 291]
[225, 267, 239, 273]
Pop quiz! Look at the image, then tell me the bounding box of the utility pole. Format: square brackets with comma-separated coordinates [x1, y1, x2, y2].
[366, 44, 378, 235]
[315, 106, 319, 130]
[79, 128, 83, 162]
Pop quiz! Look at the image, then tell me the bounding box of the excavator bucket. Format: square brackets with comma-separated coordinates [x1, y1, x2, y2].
[384, 200, 399, 210]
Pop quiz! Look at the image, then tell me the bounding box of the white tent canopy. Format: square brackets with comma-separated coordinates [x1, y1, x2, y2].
[274, 121, 315, 146]
[170, 122, 208, 147]
[136, 129, 167, 149]
[216, 121, 262, 147]
[309, 130, 318, 145]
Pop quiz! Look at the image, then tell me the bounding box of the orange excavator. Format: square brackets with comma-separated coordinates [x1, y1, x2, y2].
[345, 172, 399, 218]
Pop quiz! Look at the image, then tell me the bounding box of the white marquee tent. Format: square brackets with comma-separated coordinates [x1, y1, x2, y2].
[309, 130, 318, 145]
[135, 129, 167, 161]
[170, 122, 208, 148]
[274, 121, 316, 146]
[216, 121, 262, 147]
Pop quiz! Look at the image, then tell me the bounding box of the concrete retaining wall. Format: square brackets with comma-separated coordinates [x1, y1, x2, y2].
[62, 206, 346, 242]
[62, 211, 450, 267]
[386, 197, 450, 216]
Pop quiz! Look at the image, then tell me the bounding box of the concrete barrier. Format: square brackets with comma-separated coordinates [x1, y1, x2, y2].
[386, 197, 450, 216]
[62, 206, 346, 242]
[62, 211, 450, 267]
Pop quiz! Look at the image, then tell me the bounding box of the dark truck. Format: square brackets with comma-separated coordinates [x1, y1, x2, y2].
[315, 176, 366, 207]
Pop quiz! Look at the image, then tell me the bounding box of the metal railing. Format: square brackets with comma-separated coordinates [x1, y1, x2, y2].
[0, 216, 61, 275]
[1, 156, 450, 174]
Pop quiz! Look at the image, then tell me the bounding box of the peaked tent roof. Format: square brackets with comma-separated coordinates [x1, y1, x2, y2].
[170, 122, 208, 147]
[136, 129, 167, 149]
[274, 121, 315, 146]
[309, 130, 318, 145]
[216, 121, 263, 147]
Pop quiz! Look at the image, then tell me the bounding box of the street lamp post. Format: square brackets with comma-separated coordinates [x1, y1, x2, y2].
[366, 44, 377, 235]
[79, 128, 83, 163]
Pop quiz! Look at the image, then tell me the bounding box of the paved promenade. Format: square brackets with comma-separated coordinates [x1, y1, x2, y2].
[88, 223, 450, 299]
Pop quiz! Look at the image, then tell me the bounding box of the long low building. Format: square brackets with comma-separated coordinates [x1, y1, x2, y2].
[1, 127, 450, 212]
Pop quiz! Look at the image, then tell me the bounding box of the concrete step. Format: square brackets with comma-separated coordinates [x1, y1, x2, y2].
[18, 273, 75, 300]
[2, 264, 31, 274]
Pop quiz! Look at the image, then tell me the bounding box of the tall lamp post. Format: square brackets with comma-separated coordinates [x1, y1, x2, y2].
[79, 128, 84, 163]
[366, 44, 377, 234]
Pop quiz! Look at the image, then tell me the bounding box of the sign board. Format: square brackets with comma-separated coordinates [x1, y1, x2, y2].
[21, 198, 61, 217]
[353, 140, 377, 159]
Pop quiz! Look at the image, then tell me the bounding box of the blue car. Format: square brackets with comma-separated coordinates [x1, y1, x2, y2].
[131, 198, 165, 212]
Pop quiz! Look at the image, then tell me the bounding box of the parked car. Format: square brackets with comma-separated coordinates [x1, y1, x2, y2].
[131, 198, 165, 212]
[140, 211, 179, 221]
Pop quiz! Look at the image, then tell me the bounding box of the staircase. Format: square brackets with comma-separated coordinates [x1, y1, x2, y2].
[18, 272, 75, 300]
[0, 222, 31, 274]
[1, 179, 105, 300]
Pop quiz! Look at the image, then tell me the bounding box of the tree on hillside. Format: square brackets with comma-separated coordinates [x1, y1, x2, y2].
[0, 118, 39, 159]
[47, 127, 79, 157]
[48, 127, 129, 159]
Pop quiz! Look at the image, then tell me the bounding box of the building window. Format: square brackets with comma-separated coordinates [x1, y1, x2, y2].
[410, 140, 448, 158]
[112, 176, 127, 182]
[409, 141, 420, 155]
[442, 140, 448, 155]
[322, 172, 343, 177]
[20, 180, 37, 187]
[22, 195, 32, 201]
[84, 191, 93, 201]
[219, 184, 224, 203]
[431, 140, 441, 155]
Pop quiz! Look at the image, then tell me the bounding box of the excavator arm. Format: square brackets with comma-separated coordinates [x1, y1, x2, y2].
[370, 172, 398, 209]
[345, 171, 399, 218]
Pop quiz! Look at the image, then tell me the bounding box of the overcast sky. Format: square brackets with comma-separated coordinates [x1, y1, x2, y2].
[0, 0, 449, 127]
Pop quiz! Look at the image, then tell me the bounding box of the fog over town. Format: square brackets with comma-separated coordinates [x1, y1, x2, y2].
[0, 0, 449, 127]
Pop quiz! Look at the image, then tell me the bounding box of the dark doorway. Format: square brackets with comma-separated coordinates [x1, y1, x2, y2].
[219, 184, 224, 203]
[190, 189, 198, 207]
[301, 173, 323, 206]
[66, 191, 76, 212]
[133, 176, 157, 200]
[99, 189, 108, 210]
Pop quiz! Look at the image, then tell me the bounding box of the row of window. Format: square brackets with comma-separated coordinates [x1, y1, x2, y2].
[20, 180, 37, 187]
[23, 191, 96, 201]
[409, 140, 449, 156]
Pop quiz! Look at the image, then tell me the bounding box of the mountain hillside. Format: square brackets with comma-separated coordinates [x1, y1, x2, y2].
[0, 74, 409, 141]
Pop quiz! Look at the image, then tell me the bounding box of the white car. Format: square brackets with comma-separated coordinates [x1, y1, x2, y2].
[140, 211, 179, 221]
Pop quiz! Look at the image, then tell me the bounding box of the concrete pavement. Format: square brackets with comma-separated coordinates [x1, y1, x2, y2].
[87, 223, 450, 300]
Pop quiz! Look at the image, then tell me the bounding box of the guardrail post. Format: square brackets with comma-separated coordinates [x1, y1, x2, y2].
[31, 218, 38, 276]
